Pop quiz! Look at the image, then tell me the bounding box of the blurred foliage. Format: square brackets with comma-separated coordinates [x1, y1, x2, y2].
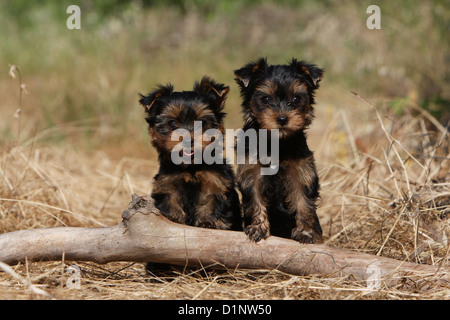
[0, 0, 448, 150]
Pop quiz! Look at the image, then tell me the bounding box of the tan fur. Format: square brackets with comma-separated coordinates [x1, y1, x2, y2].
[152, 174, 186, 224]
[193, 171, 233, 229]
[283, 156, 323, 243]
[255, 79, 278, 96]
[237, 163, 270, 240]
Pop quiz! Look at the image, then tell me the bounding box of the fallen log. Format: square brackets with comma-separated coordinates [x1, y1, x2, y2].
[0, 194, 448, 286]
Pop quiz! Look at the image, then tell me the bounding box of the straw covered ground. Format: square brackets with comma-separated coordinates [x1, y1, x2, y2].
[0, 90, 448, 300]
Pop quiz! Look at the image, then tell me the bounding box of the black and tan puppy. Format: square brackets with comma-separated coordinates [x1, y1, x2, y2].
[234, 58, 324, 243]
[139, 77, 242, 232]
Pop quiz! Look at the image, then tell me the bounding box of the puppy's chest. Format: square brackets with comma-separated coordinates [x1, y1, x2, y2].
[174, 173, 202, 199]
[173, 171, 227, 223]
[173, 170, 227, 197]
[171, 174, 201, 217]
[180, 172, 199, 185]
[264, 159, 315, 190]
[182, 170, 230, 193]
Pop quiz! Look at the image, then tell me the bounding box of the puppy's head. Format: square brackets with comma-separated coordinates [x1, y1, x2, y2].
[139, 76, 229, 158]
[234, 58, 323, 138]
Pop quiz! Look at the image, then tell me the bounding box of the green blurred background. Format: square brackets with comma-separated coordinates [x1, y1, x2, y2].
[0, 0, 448, 156]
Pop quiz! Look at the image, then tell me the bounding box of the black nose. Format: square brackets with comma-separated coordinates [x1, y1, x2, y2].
[276, 115, 289, 126]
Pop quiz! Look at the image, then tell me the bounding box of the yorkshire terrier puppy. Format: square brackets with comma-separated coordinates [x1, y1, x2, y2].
[139, 77, 242, 232]
[234, 57, 324, 243]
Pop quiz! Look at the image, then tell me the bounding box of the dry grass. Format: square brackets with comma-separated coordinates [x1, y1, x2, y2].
[0, 88, 448, 300]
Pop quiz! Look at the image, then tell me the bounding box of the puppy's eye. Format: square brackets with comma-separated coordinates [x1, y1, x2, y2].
[292, 96, 301, 104]
[168, 120, 177, 130]
[261, 96, 270, 104]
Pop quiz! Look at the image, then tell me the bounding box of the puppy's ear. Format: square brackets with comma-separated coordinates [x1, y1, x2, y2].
[234, 57, 267, 88]
[139, 84, 173, 126]
[194, 76, 230, 110]
[139, 84, 173, 111]
[290, 59, 324, 88]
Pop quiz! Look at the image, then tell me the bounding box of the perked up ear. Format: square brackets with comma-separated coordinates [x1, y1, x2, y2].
[290, 58, 324, 88]
[138, 84, 174, 111]
[194, 76, 230, 110]
[234, 57, 268, 88]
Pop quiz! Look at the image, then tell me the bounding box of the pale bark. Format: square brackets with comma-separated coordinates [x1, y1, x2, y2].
[0, 194, 448, 285]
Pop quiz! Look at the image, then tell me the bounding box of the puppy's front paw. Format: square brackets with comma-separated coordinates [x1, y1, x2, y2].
[245, 223, 270, 242]
[197, 221, 214, 229]
[291, 228, 323, 244]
